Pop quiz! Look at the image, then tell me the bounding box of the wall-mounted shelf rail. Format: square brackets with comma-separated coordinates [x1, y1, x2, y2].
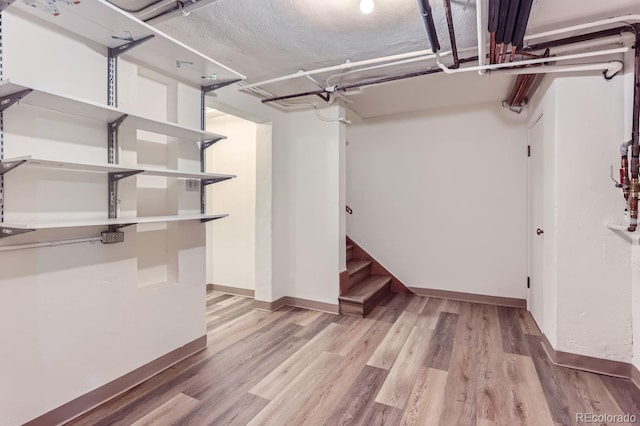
[0, 214, 228, 238]
[0, 80, 226, 142]
[8, 0, 245, 86]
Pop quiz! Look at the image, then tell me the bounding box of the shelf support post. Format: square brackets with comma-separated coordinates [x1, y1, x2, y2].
[108, 170, 142, 219]
[107, 35, 154, 108]
[199, 79, 238, 214]
[200, 79, 242, 130]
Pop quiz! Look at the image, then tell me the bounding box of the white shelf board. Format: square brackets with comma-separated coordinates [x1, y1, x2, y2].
[10, 0, 245, 85]
[0, 80, 225, 142]
[141, 166, 235, 180]
[1, 155, 235, 181]
[606, 223, 640, 244]
[1, 214, 228, 230]
[1, 155, 139, 174]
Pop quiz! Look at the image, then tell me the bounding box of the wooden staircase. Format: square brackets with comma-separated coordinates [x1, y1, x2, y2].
[339, 244, 392, 317]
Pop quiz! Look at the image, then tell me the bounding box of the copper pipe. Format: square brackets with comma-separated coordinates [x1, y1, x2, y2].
[629, 28, 640, 231]
[509, 45, 517, 62]
[500, 43, 508, 63]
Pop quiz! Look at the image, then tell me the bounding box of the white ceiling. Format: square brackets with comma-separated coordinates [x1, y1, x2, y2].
[145, 0, 640, 117]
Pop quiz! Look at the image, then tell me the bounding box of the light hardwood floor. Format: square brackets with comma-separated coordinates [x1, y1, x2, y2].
[68, 291, 640, 426]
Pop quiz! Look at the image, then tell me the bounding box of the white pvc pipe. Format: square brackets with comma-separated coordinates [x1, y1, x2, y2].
[240, 49, 435, 90]
[496, 60, 624, 76]
[524, 15, 640, 42]
[324, 47, 478, 86]
[241, 14, 640, 91]
[436, 46, 629, 74]
[476, 0, 487, 75]
[0, 236, 102, 253]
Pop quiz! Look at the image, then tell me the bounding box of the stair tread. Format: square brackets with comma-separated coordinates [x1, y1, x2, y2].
[347, 259, 371, 275]
[339, 275, 391, 303]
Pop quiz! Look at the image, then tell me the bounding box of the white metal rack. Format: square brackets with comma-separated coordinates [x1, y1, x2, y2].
[0, 1, 242, 240]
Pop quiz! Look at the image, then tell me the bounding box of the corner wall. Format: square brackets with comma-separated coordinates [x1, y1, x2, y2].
[346, 104, 528, 300]
[207, 86, 345, 307]
[529, 70, 633, 364]
[205, 113, 258, 291]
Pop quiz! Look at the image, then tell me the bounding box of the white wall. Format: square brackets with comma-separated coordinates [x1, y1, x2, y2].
[0, 9, 206, 425]
[205, 113, 257, 291]
[529, 71, 633, 363]
[207, 86, 345, 306]
[346, 105, 528, 299]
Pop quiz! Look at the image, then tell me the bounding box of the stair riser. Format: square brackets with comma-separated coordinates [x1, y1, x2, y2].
[362, 282, 391, 316]
[349, 266, 371, 288]
[346, 247, 353, 262]
[339, 281, 391, 318]
[339, 300, 364, 317]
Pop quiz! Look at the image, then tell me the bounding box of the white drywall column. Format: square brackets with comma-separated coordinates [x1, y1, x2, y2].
[209, 86, 344, 305]
[205, 114, 258, 291]
[553, 75, 631, 361]
[346, 105, 528, 300]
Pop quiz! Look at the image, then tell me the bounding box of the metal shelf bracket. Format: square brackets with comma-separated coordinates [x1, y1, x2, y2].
[201, 216, 225, 223]
[202, 176, 233, 186]
[0, 1, 16, 13]
[0, 89, 32, 112]
[108, 114, 128, 164]
[108, 170, 142, 219]
[0, 226, 34, 239]
[0, 158, 26, 175]
[108, 35, 155, 59]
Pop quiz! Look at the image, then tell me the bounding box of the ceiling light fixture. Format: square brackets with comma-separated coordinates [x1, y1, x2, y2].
[360, 0, 374, 14]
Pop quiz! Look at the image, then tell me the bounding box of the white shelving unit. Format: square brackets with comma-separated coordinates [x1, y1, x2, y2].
[0, 0, 241, 240]
[0, 81, 225, 142]
[9, 0, 245, 86]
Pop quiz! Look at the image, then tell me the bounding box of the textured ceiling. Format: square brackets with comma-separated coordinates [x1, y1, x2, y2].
[155, 0, 479, 84]
[148, 0, 640, 116]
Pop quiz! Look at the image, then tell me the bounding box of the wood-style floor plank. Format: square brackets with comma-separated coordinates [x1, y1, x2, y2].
[425, 312, 458, 371]
[130, 393, 199, 426]
[400, 367, 448, 425]
[367, 310, 418, 370]
[375, 327, 433, 409]
[497, 306, 529, 356]
[247, 351, 344, 426]
[69, 291, 640, 426]
[325, 366, 389, 426]
[502, 353, 554, 425]
[600, 375, 640, 417]
[285, 319, 393, 426]
[517, 308, 542, 336]
[249, 322, 346, 400]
